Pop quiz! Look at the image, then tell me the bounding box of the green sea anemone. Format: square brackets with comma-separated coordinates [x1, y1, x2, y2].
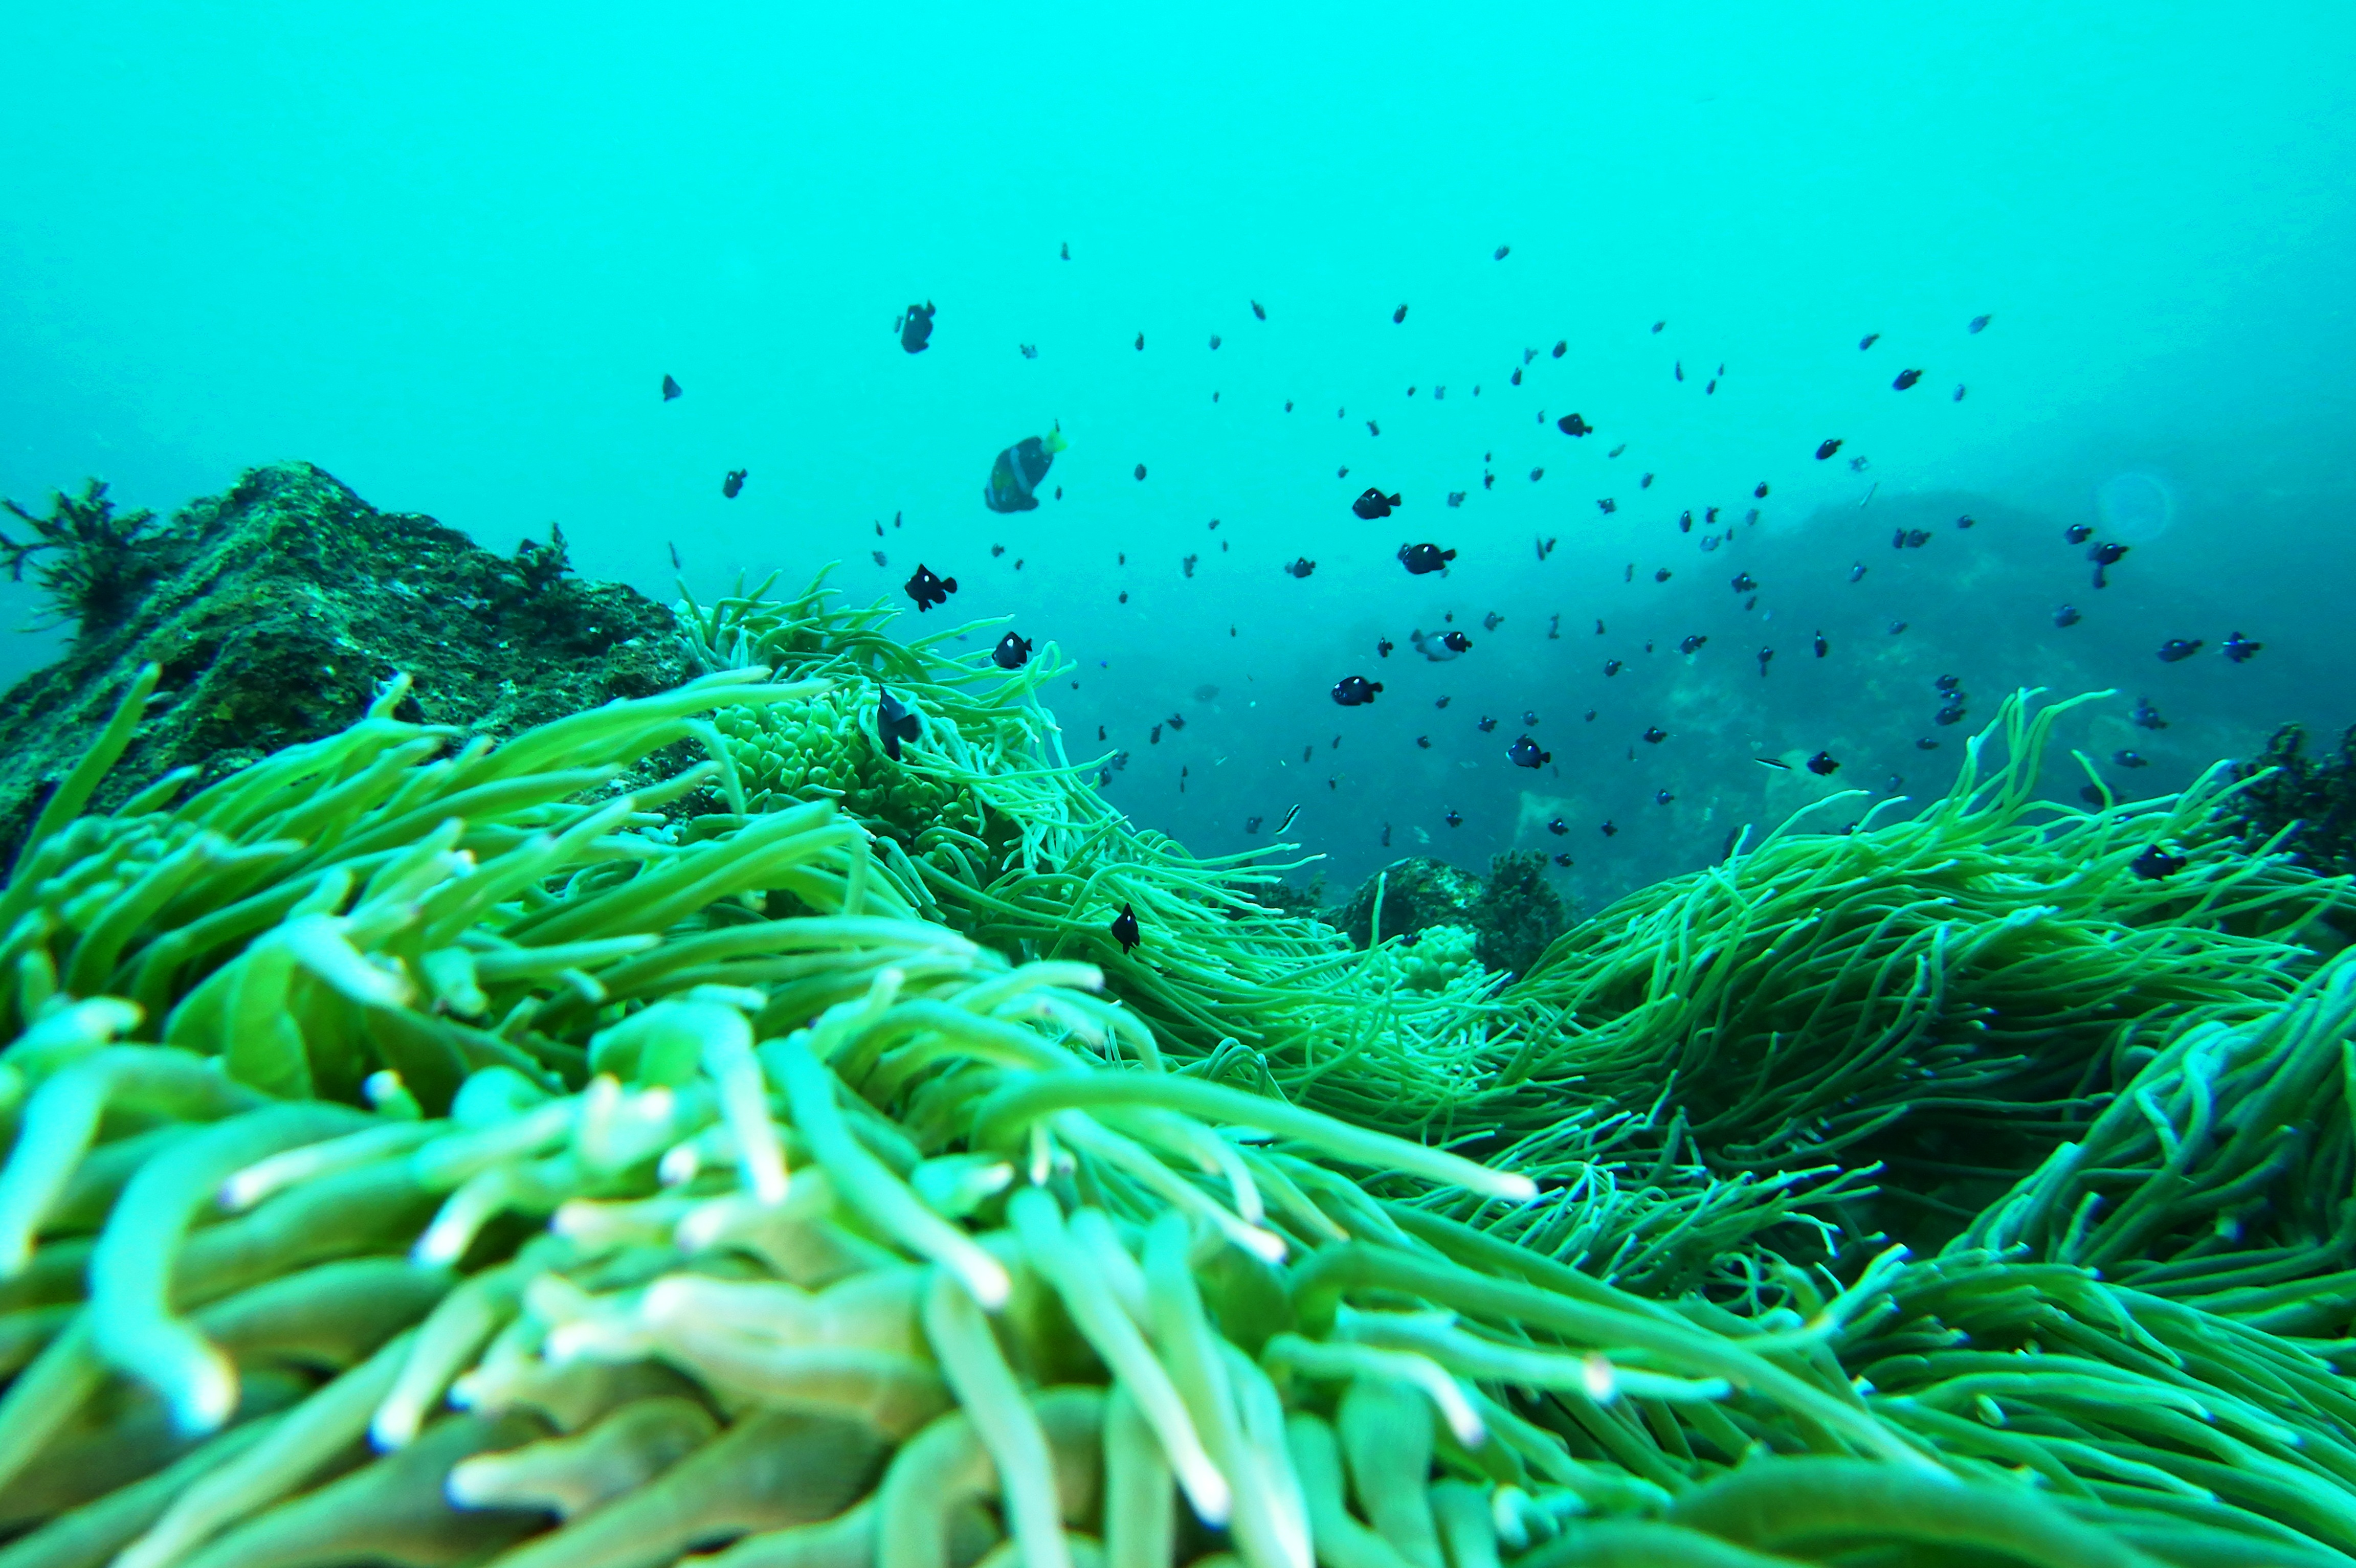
[6, 586, 2356, 1566]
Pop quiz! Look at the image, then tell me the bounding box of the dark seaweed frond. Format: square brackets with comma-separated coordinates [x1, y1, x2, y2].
[0, 477, 161, 635]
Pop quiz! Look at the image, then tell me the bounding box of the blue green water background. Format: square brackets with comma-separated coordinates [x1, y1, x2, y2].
[3, 2, 2351, 903]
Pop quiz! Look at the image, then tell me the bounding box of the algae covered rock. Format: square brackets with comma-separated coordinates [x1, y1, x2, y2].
[1328, 849, 1567, 979]
[1328, 855, 1483, 948]
[2229, 720, 2356, 878]
[0, 461, 686, 859]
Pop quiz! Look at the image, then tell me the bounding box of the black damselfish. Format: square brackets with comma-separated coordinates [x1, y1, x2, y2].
[992, 631, 1033, 669]
[1352, 487, 1402, 520]
[904, 564, 958, 612]
[1508, 735, 1551, 769]
[1399, 542, 1457, 575]
[877, 689, 923, 761]
[1110, 902, 1142, 953]
[722, 469, 747, 498]
[1893, 368, 1923, 391]
[1332, 675, 1383, 706]
[897, 301, 936, 353]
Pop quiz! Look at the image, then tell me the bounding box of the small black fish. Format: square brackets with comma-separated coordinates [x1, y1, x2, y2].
[1815, 438, 1843, 461]
[1889, 621, 1909, 635]
[1209, 334, 1222, 350]
[1859, 332, 1881, 350]
[1547, 816, 1568, 835]
[2063, 524, 2094, 546]
[1285, 557, 1316, 578]
[1399, 542, 1457, 575]
[1893, 528, 1907, 551]
[1523, 709, 1538, 725]
[2130, 846, 2186, 881]
[1393, 303, 1409, 324]
[1935, 674, 1961, 693]
[1366, 420, 1380, 437]
[1376, 636, 1393, 657]
[1968, 314, 1992, 333]
[1654, 567, 1671, 582]
[1442, 631, 1472, 653]
[2132, 698, 2168, 729]
[1705, 379, 1716, 393]
[2089, 542, 2128, 566]
[992, 631, 1033, 670]
[1536, 534, 1556, 559]
[1484, 612, 1505, 632]
[898, 301, 936, 353]
[1754, 481, 1770, 498]
[1849, 563, 1867, 583]
[1019, 343, 1037, 359]
[1494, 244, 1510, 260]
[1934, 704, 1966, 727]
[1447, 491, 1466, 508]
[1650, 321, 1664, 334]
[1554, 339, 1568, 356]
[722, 468, 747, 499]
[1434, 697, 1451, 709]
[2114, 749, 2148, 769]
[872, 550, 887, 567]
[1916, 737, 1941, 750]
[1135, 463, 1147, 481]
[1601, 820, 1618, 837]
[1110, 902, 1142, 952]
[1640, 473, 1654, 488]
[1245, 816, 1263, 834]
[1331, 675, 1383, 706]
[877, 688, 923, 761]
[2055, 604, 2082, 628]
[1480, 716, 1499, 732]
[1557, 413, 1593, 436]
[1814, 632, 1829, 657]
[904, 564, 959, 612]
[1952, 383, 1967, 401]
[1679, 510, 1694, 533]
[1353, 487, 1403, 520]
[1908, 529, 1932, 549]
[1251, 300, 1266, 320]
[1443, 808, 1462, 827]
[1956, 513, 1975, 529]
[1732, 571, 1758, 593]
[1893, 368, 1923, 391]
[1807, 751, 1839, 776]
[1679, 634, 1707, 655]
[1675, 361, 1684, 381]
[1554, 852, 1574, 866]
[1165, 713, 1186, 732]
[662, 374, 682, 401]
[1642, 726, 1668, 744]
[1531, 468, 1545, 482]
[1060, 241, 1070, 259]
[1758, 646, 1774, 675]
[1149, 725, 1161, 745]
[1656, 790, 1674, 805]
[2223, 631, 2263, 663]
[1512, 368, 1524, 385]
[2158, 638, 2203, 663]
[1508, 735, 1551, 769]
[1596, 497, 1616, 514]
[1604, 659, 1624, 676]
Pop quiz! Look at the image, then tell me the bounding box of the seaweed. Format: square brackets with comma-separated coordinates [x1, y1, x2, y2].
[2228, 721, 2356, 879]
[0, 479, 165, 638]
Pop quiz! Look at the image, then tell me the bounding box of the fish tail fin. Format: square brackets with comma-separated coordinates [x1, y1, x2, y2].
[1388, 493, 1402, 505]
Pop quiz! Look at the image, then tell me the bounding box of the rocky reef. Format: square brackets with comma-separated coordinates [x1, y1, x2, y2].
[0, 463, 685, 861]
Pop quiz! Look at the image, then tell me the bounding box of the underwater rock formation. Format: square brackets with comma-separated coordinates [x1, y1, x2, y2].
[0, 463, 685, 862]
[2230, 720, 2356, 880]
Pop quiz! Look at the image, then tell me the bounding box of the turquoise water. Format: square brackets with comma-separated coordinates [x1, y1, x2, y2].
[3, 2, 2351, 903]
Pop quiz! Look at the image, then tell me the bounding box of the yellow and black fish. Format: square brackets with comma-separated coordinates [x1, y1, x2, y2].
[984, 429, 1069, 513]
